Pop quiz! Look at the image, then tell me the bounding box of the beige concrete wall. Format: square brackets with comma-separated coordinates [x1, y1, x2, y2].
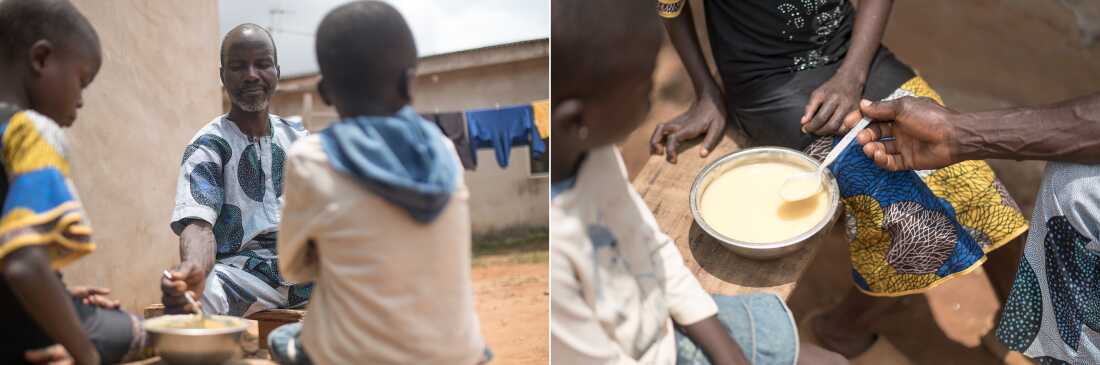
[412, 57, 550, 112]
[59, 0, 221, 313]
[273, 57, 550, 235]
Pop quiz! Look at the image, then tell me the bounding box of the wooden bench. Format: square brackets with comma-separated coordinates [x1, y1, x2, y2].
[143, 304, 306, 350]
[246, 309, 306, 350]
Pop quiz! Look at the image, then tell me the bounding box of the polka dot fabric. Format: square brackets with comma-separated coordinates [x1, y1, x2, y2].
[996, 253, 1042, 351]
[238, 144, 266, 203]
[272, 143, 286, 198]
[996, 162, 1100, 363]
[213, 203, 244, 255]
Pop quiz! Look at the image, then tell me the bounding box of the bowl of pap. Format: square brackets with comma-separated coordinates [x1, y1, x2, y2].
[143, 314, 249, 365]
[690, 146, 841, 260]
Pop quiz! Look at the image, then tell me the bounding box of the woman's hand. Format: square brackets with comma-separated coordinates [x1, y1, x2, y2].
[801, 69, 865, 136]
[650, 93, 727, 163]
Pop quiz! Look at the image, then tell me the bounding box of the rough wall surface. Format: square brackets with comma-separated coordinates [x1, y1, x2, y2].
[60, 0, 221, 313]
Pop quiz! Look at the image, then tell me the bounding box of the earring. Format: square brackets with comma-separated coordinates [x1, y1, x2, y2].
[578, 126, 589, 140]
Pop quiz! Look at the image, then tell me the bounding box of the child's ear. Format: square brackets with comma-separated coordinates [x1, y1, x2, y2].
[317, 78, 331, 106]
[27, 40, 54, 77]
[218, 67, 226, 89]
[398, 68, 414, 102]
[552, 98, 586, 140]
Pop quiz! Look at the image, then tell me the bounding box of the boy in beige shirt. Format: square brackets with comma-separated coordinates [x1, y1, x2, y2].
[270, 2, 486, 364]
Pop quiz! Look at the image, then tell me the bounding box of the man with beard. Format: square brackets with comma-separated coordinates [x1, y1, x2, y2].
[160, 23, 312, 317]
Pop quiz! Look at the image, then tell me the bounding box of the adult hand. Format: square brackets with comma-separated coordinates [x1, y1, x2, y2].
[161, 261, 206, 314]
[650, 93, 727, 163]
[802, 71, 865, 136]
[68, 286, 119, 309]
[853, 97, 959, 171]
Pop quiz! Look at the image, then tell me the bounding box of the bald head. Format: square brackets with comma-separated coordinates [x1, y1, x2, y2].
[551, 0, 662, 98]
[220, 23, 277, 67]
[220, 23, 279, 113]
[315, 1, 417, 107]
[0, 0, 100, 63]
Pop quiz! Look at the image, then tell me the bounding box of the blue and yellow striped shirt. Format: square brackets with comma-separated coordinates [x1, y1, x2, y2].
[0, 105, 93, 269]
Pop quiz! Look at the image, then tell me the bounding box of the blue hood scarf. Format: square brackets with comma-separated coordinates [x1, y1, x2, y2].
[319, 106, 457, 223]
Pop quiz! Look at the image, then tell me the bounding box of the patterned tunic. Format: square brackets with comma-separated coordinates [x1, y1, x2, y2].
[997, 163, 1100, 364]
[171, 114, 312, 313]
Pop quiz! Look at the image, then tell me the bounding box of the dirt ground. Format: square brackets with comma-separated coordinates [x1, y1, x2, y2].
[620, 1, 1100, 364]
[473, 255, 550, 365]
[469, 231, 550, 365]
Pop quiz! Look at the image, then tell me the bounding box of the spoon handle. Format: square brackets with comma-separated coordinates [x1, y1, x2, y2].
[818, 117, 871, 173]
[185, 291, 206, 317]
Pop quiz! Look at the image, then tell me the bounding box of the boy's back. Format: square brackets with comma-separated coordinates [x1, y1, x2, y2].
[277, 133, 484, 364]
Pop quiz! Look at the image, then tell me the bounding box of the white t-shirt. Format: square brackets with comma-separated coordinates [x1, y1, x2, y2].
[551, 146, 718, 364]
[277, 135, 484, 365]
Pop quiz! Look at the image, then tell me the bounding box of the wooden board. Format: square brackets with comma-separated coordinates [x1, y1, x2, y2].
[246, 309, 306, 322]
[631, 139, 826, 300]
[246, 309, 307, 350]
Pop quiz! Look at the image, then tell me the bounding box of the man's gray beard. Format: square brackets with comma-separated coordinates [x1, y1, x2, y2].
[235, 98, 269, 113]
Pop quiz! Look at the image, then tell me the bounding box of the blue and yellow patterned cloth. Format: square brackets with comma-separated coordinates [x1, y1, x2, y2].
[804, 77, 1029, 296]
[0, 104, 93, 268]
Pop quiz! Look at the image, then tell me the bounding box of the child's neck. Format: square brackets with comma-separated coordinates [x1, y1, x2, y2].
[551, 148, 587, 183]
[227, 106, 269, 138]
[0, 74, 30, 110]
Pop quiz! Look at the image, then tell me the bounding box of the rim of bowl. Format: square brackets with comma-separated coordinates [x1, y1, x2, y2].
[143, 314, 249, 336]
[689, 146, 841, 250]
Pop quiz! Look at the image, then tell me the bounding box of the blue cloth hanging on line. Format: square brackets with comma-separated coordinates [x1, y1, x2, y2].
[465, 105, 546, 168]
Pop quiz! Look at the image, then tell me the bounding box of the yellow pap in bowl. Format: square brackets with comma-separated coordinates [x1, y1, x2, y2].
[699, 161, 829, 244]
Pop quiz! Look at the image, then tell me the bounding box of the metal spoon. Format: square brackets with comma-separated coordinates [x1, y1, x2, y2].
[780, 117, 871, 201]
[163, 270, 207, 323]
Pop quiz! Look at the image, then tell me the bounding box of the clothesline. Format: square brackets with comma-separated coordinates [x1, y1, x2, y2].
[420, 99, 549, 171]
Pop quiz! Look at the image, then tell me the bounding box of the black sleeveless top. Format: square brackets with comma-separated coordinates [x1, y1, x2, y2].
[702, 0, 854, 86]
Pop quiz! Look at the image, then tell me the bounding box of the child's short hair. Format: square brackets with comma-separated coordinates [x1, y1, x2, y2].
[0, 0, 99, 62]
[315, 1, 417, 102]
[551, 0, 662, 97]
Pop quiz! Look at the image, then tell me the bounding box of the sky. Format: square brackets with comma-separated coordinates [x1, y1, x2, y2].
[220, 0, 550, 77]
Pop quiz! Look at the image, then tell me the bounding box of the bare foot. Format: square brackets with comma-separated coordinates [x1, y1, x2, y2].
[812, 311, 876, 358]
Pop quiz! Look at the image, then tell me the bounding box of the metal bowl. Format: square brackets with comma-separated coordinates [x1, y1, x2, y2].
[143, 314, 249, 365]
[690, 146, 841, 260]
